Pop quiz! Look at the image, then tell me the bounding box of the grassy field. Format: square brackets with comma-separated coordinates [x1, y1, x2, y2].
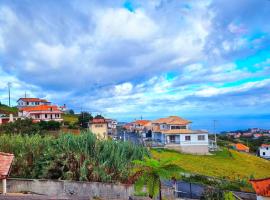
[151, 148, 270, 181]
[0, 104, 18, 115]
[62, 113, 78, 124]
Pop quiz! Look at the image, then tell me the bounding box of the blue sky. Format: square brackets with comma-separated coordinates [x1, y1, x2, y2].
[0, 0, 270, 131]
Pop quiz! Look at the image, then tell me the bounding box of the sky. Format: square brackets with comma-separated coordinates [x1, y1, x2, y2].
[0, 0, 270, 132]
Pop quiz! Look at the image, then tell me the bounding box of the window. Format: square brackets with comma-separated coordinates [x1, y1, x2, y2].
[169, 135, 176, 143]
[95, 124, 103, 128]
[45, 114, 47, 118]
[263, 152, 266, 156]
[198, 135, 205, 141]
[171, 125, 186, 130]
[27, 102, 29, 105]
[267, 147, 269, 150]
[185, 136, 191, 141]
[35, 114, 40, 119]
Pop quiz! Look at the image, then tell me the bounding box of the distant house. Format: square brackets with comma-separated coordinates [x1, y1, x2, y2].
[259, 144, 270, 159]
[0, 152, 14, 194]
[89, 118, 108, 139]
[254, 134, 263, 139]
[17, 98, 51, 108]
[106, 119, 117, 135]
[18, 105, 63, 122]
[231, 143, 249, 152]
[151, 116, 209, 154]
[132, 120, 151, 133]
[250, 177, 270, 200]
[0, 114, 19, 125]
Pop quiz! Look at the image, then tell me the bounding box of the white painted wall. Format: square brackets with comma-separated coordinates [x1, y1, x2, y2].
[259, 146, 270, 159]
[179, 133, 209, 146]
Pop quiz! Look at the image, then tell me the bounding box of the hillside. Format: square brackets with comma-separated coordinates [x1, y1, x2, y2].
[62, 113, 78, 124]
[0, 104, 18, 115]
[152, 148, 270, 181]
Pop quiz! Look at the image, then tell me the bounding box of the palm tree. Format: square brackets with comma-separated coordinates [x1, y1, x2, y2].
[132, 157, 183, 200]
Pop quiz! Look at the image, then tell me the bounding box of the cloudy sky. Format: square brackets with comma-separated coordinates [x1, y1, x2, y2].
[0, 0, 270, 131]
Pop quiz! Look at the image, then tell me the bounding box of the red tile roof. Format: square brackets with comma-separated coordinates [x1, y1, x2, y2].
[91, 118, 106, 124]
[250, 177, 270, 197]
[232, 143, 249, 151]
[20, 105, 61, 112]
[17, 98, 49, 102]
[261, 144, 270, 147]
[0, 152, 14, 179]
[152, 116, 191, 125]
[134, 120, 151, 126]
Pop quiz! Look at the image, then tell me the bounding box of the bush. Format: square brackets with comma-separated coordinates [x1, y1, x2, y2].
[0, 132, 149, 183]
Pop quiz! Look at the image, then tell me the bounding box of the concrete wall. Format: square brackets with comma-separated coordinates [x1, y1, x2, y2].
[0, 178, 174, 200]
[165, 144, 209, 155]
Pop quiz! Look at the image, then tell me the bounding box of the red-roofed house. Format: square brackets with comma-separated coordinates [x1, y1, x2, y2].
[89, 118, 108, 139]
[17, 98, 51, 108]
[0, 152, 14, 194]
[18, 105, 63, 122]
[259, 144, 270, 159]
[232, 143, 250, 152]
[250, 177, 270, 200]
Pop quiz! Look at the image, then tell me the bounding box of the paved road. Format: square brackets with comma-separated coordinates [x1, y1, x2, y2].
[117, 131, 143, 145]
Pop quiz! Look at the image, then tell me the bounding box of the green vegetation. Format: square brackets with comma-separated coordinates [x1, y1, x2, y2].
[0, 118, 61, 134]
[151, 148, 270, 182]
[0, 132, 148, 183]
[133, 157, 182, 199]
[0, 103, 18, 115]
[62, 113, 78, 124]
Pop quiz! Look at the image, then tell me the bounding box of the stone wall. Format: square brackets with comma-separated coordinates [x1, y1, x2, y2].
[0, 178, 175, 200]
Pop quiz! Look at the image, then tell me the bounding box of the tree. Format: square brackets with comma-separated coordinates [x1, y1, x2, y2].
[78, 112, 93, 128]
[94, 114, 104, 119]
[132, 157, 183, 200]
[68, 109, 75, 115]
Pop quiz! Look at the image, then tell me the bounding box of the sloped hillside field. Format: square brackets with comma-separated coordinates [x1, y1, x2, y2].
[151, 148, 270, 181]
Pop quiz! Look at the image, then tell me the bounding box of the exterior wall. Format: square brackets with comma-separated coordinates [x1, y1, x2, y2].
[89, 123, 108, 139]
[179, 133, 209, 146]
[0, 178, 175, 200]
[17, 100, 49, 108]
[259, 147, 270, 159]
[257, 196, 270, 200]
[19, 111, 63, 122]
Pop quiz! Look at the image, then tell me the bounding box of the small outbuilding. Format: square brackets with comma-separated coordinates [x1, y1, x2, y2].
[250, 177, 270, 200]
[0, 152, 14, 194]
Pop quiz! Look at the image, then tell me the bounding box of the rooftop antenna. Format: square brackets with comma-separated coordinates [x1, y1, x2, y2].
[24, 91, 27, 98]
[7, 82, 11, 107]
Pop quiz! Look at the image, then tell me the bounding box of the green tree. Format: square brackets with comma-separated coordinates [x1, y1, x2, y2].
[78, 112, 93, 128]
[133, 157, 183, 200]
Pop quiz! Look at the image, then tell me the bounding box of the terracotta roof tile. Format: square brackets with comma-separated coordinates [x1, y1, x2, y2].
[250, 177, 270, 197]
[17, 98, 49, 102]
[261, 144, 270, 147]
[233, 143, 249, 151]
[0, 152, 14, 179]
[134, 120, 151, 126]
[20, 105, 61, 112]
[91, 118, 106, 124]
[152, 116, 191, 125]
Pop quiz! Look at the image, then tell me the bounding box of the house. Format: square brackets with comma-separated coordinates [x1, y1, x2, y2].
[231, 143, 249, 152]
[254, 134, 263, 139]
[18, 105, 63, 122]
[89, 118, 108, 139]
[106, 119, 117, 135]
[250, 177, 270, 200]
[0, 152, 14, 194]
[151, 116, 209, 154]
[132, 120, 151, 133]
[0, 114, 19, 125]
[259, 144, 270, 159]
[17, 98, 51, 108]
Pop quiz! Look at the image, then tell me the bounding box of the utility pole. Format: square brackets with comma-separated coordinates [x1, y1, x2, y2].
[213, 120, 217, 149]
[7, 82, 11, 107]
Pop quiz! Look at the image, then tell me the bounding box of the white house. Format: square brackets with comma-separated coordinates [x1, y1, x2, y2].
[151, 116, 209, 154]
[18, 105, 63, 122]
[259, 144, 270, 159]
[17, 98, 51, 108]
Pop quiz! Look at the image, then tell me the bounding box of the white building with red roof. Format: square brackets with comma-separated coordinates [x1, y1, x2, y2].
[18, 104, 63, 122]
[17, 98, 51, 108]
[259, 144, 270, 159]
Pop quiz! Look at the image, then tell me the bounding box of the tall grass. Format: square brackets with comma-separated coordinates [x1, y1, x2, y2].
[0, 132, 149, 183]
